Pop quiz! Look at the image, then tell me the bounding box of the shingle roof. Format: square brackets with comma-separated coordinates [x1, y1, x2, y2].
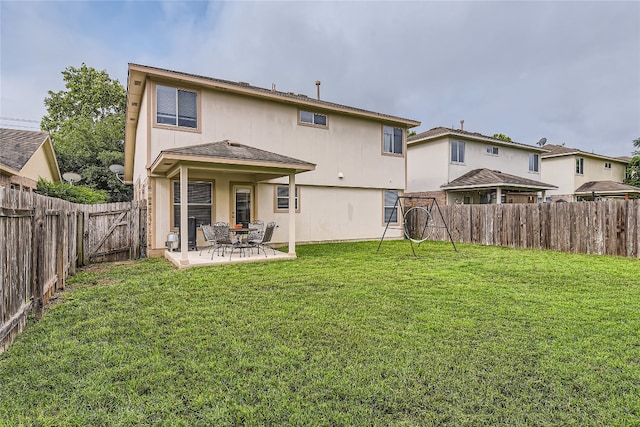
[441, 168, 557, 190]
[408, 126, 546, 152]
[161, 140, 315, 168]
[541, 144, 629, 163]
[0, 128, 50, 171]
[128, 63, 421, 127]
[575, 181, 640, 194]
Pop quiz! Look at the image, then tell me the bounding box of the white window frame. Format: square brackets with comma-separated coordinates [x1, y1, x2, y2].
[383, 190, 399, 224]
[299, 110, 328, 128]
[529, 153, 540, 172]
[576, 157, 585, 175]
[604, 162, 612, 169]
[451, 140, 465, 163]
[486, 146, 499, 156]
[383, 126, 403, 155]
[274, 185, 300, 212]
[156, 84, 198, 129]
[172, 180, 213, 229]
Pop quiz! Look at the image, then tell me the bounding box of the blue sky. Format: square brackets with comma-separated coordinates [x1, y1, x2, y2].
[1, 0, 639, 157]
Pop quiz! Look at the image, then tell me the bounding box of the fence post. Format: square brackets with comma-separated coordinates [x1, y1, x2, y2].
[56, 212, 65, 291]
[32, 208, 45, 320]
[82, 208, 90, 266]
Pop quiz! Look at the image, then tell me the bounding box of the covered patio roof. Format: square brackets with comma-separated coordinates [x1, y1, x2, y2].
[155, 140, 315, 267]
[150, 140, 316, 180]
[441, 168, 557, 192]
[575, 181, 640, 196]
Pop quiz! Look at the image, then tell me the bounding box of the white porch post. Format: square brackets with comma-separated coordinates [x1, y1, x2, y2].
[541, 190, 546, 203]
[180, 164, 189, 265]
[288, 173, 296, 256]
[496, 187, 502, 204]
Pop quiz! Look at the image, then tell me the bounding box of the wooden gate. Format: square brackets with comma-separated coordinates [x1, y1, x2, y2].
[83, 202, 136, 263]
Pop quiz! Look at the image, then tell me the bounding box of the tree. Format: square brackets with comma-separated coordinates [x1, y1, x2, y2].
[625, 137, 640, 188]
[41, 64, 131, 202]
[492, 133, 512, 142]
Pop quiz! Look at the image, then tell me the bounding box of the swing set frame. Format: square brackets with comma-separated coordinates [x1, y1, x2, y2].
[377, 195, 457, 256]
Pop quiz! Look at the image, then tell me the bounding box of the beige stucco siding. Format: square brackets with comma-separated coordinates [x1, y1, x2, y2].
[133, 91, 149, 187]
[576, 156, 627, 185]
[146, 82, 405, 189]
[407, 137, 541, 193]
[262, 184, 404, 244]
[448, 138, 539, 182]
[150, 175, 402, 249]
[406, 139, 448, 192]
[542, 155, 628, 198]
[20, 144, 57, 182]
[541, 156, 575, 197]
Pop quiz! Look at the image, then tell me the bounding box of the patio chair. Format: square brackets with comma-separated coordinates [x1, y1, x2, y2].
[251, 221, 277, 257]
[199, 224, 223, 258]
[247, 220, 264, 253]
[212, 222, 240, 258]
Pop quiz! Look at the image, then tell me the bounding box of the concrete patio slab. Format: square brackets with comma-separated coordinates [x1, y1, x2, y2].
[164, 245, 294, 268]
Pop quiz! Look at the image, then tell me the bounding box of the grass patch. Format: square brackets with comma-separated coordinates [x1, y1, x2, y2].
[1, 241, 639, 426]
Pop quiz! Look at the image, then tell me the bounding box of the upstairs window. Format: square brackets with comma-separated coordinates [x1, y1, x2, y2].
[529, 153, 540, 172]
[299, 111, 327, 127]
[486, 146, 499, 155]
[383, 126, 403, 155]
[604, 162, 612, 169]
[576, 157, 585, 175]
[451, 140, 465, 163]
[157, 84, 198, 129]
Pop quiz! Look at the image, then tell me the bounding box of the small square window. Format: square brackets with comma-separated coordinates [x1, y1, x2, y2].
[604, 162, 612, 169]
[299, 110, 327, 127]
[486, 146, 499, 155]
[275, 185, 299, 212]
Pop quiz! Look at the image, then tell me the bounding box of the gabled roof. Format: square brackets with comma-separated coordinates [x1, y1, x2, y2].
[541, 144, 629, 164]
[408, 126, 547, 153]
[575, 181, 640, 195]
[149, 140, 316, 181]
[441, 168, 557, 191]
[0, 128, 50, 171]
[0, 128, 61, 181]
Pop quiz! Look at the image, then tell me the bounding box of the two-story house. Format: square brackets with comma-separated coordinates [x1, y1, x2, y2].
[123, 64, 420, 265]
[540, 144, 640, 201]
[0, 128, 61, 192]
[406, 127, 556, 205]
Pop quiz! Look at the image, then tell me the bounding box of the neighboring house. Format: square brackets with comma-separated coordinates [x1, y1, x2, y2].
[0, 128, 61, 192]
[123, 64, 420, 263]
[540, 144, 640, 201]
[406, 127, 556, 205]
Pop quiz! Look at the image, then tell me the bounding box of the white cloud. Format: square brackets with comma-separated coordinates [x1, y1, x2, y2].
[1, 0, 638, 156]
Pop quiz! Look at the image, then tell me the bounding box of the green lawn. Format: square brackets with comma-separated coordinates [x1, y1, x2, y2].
[1, 241, 639, 426]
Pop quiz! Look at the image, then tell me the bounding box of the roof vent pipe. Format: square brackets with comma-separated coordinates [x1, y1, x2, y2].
[460, 119, 464, 131]
[315, 80, 321, 100]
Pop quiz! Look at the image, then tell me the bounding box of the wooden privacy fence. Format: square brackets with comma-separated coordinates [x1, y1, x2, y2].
[0, 187, 146, 353]
[406, 199, 640, 258]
